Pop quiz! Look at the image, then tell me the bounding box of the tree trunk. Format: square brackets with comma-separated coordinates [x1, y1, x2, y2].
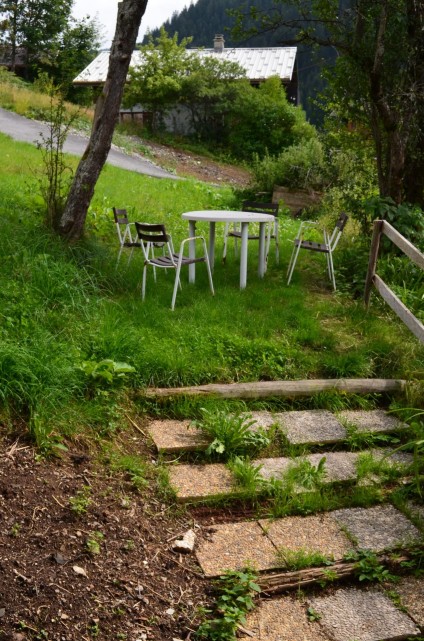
[57, 0, 148, 241]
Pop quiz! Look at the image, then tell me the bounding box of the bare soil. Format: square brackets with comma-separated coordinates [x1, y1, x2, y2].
[0, 432, 209, 641]
[141, 140, 252, 187]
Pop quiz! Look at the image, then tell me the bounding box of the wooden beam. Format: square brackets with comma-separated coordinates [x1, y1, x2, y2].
[382, 221, 424, 270]
[364, 219, 383, 306]
[374, 275, 424, 343]
[142, 378, 405, 399]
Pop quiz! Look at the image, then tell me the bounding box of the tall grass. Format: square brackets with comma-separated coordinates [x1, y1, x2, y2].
[0, 132, 423, 447]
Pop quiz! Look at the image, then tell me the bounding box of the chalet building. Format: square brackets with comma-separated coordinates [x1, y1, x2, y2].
[73, 35, 298, 131]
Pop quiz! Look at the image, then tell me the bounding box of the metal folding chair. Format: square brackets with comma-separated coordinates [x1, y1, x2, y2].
[112, 208, 140, 268]
[135, 222, 215, 310]
[222, 201, 280, 268]
[287, 212, 349, 290]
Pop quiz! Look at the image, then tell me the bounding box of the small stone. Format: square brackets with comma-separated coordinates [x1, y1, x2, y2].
[165, 608, 175, 616]
[171, 529, 196, 553]
[0, 608, 5, 618]
[72, 565, 88, 577]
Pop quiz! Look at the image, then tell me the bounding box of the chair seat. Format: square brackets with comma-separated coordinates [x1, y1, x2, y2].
[295, 239, 329, 253]
[146, 254, 206, 268]
[228, 230, 260, 240]
[123, 241, 141, 248]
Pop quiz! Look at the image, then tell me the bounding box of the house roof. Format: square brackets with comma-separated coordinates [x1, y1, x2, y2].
[72, 46, 297, 85]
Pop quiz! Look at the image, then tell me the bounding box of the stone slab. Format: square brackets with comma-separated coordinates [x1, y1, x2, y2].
[308, 588, 420, 641]
[337, 409, 408, 434]
[258, 513, 352, 562]
[396, 575, 424, 627]
[369, 448, 414, 467]
[147, 419, 209, 453]
[147, 412, 275, 454]
[332, 504, 422, 551]
[307, 451, 359, 483]
[195, 521, 279, 577]
[275, 410, 347, 445]
[239, 596, 331, 641]
[257, 452, 359, 485]
[168, 463, 235, 502]
[243, 411, 276, 431]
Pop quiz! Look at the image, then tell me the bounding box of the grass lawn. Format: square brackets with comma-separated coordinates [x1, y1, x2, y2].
[0, 132, 423, 449]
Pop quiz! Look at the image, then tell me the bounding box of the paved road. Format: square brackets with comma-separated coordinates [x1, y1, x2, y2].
[0, 107, 178, 180]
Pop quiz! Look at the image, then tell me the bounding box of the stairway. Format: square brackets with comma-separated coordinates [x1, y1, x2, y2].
[147, 408, 424, 640]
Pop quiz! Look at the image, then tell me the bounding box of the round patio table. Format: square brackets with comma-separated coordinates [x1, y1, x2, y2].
[181, 210, 274, 290]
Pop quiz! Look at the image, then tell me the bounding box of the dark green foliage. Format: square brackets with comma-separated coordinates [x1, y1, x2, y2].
[196, 569, 260, 640]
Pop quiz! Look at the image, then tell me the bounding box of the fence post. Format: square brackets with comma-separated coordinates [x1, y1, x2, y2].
[364, 219, 383, 307]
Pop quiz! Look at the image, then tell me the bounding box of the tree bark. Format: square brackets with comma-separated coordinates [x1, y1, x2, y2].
[57, 0, 148, 241]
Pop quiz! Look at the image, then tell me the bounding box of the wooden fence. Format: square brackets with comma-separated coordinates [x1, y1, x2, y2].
[364, 220, 424, 343]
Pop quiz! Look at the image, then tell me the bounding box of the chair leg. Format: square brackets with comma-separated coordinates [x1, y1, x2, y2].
[172, 261, 183, 310]
[141, 264, 147, 301]
[203, 246, 215, 297]
[222, 222, 229, 264]
[116, 246, 124, 270]
[274, 222, 280, 265]
[287, 243, 302, 285]
[328, 249, 336, 290]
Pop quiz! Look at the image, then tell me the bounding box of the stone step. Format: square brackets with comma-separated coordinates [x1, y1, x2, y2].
[168, 448, 413, 503]
[195, 504, 422, 577]
[238, 587, 421, 641]
[147, 410, 408, 453]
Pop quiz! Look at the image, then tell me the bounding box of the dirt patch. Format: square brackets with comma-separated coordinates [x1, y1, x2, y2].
[141, 140, 252, 187]
[0, 434, 208, 641]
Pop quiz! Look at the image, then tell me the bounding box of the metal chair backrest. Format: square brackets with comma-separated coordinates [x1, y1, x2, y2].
[113, 207, 130, 226]
[135, 222, 169, 245]
[242, 201, 279, 218]
[329, 212, 349, 250]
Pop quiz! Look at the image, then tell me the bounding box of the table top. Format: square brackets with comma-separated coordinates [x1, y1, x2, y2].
[182, 210, 275, 223]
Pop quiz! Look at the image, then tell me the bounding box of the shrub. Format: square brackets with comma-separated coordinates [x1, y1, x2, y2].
[252, 138, 326, 192]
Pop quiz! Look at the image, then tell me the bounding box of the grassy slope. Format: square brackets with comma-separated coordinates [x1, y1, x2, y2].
[0, 131, 423, 446]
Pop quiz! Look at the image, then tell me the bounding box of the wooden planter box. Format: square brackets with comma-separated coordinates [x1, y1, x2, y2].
[272, 185, 322, 216]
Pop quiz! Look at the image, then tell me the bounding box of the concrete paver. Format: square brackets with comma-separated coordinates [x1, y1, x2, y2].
[332, 504, 422, 551]
[147, 419, 209, 453]
[168, 463, 235, 502]
[275, 410, 347, 445]
[239, 596, 331, 641]
[259, 513, 352, 562]
[195, 521, 278, 577]
[396, 575, 424, 627]
[308, 588, 420, 641]
[337, 409, 408, 434]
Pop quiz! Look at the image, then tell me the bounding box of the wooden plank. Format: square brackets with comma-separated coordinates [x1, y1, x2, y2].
[364, 219, 383, 306]
[382, 221, 424, 270]
[374, 275, 424, 343]
[142, 378, 406, 399]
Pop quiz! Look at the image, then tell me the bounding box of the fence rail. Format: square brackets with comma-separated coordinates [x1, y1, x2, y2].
[364, 219, 424, 343]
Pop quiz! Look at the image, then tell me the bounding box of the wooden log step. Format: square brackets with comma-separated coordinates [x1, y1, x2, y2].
[143, 378, 406, 399]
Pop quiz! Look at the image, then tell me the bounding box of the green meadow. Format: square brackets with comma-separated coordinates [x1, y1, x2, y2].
[0, 132, 423, 450]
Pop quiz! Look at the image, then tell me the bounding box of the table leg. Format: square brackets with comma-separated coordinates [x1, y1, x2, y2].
[188, 220, 196, 283]
[258, 222, 267, 278]
[208, 222, 216, 272]
[240, 222, 249, 289]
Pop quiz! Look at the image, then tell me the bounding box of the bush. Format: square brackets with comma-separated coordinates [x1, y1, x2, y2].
[252, 137, 326, 192]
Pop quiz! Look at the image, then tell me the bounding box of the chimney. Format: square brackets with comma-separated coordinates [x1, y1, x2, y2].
[213, 34, 225, 53]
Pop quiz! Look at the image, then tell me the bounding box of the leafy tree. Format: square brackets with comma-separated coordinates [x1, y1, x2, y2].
[180, 54, 246, 142]
[0, 0, 73, 79]
[228, 75, 315, 158]
[125, 27, 193, 130]
[58, 0, 149, 240]
[42, 16, 102, 103]
[233, 0, 424, 207]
